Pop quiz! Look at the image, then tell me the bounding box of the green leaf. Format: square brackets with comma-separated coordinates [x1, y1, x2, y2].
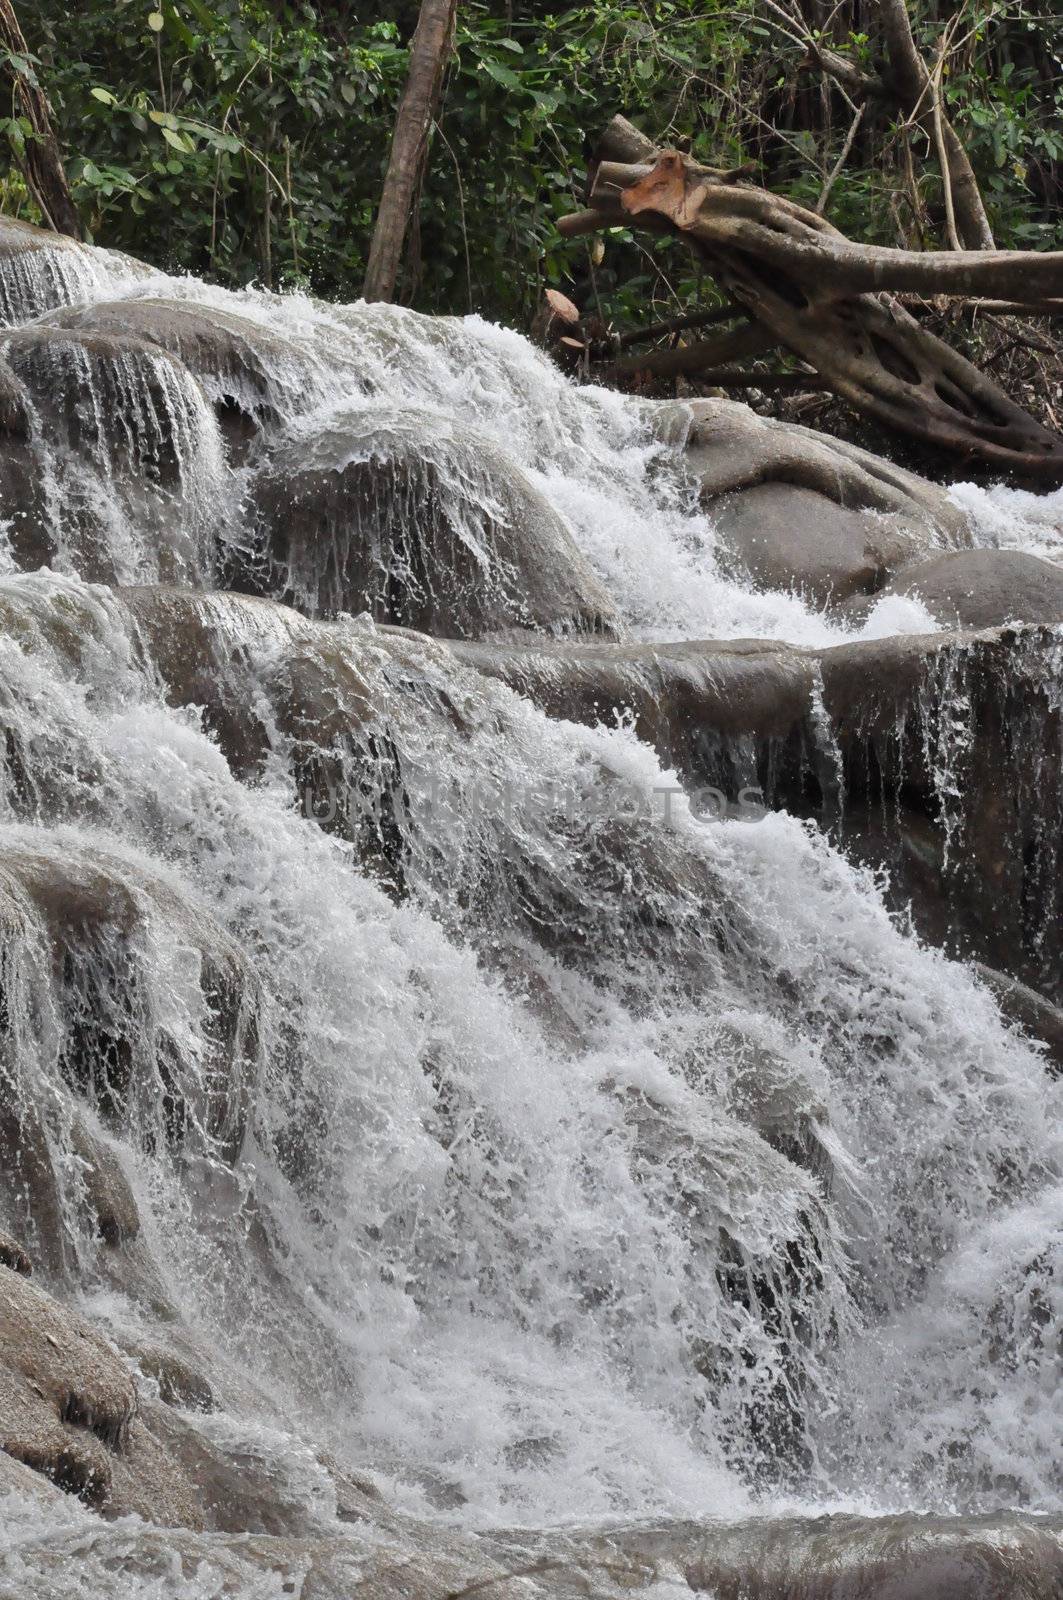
[3, 51, 39, 87]
[339, 81, 357, 105]
[161, 125, 191, 152]
[90, 87, 117, 105]
[480, 58, 522, 91]
[199, 128, 241, 153]
[147, 11, 164, 32]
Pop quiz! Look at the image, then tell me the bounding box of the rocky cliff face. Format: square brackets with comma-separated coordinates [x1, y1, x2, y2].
[0, 214, 1061, 1597]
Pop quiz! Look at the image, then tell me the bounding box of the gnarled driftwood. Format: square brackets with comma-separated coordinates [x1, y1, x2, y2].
[563, 119, 1063, 481]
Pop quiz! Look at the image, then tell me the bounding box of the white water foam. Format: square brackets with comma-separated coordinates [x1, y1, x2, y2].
[0, 247, 1060, 1568]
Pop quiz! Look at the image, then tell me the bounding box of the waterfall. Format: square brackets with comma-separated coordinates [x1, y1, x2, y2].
[0, 224, 1061, 1594]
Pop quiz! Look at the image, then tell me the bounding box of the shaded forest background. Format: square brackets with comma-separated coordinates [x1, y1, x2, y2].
[2, 1, 1060, 333]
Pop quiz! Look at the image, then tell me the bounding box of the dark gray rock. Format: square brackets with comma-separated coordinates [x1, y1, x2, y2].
[647, 397, 970, 605]
[454, 623, 1063, 1003]
[971, 963, 1063, 1074]
[0, 1229, 31, 1276]
[0, 323, 218, 582]
[250, 407, 622, 639]
[44, 298, 312, 461]
[838, 547, 1063, 629]
[711, 481, 932, 605]
[0, 215, 147, 326]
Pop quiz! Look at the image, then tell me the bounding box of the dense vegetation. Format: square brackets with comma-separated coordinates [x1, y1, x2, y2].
[3, 2, 1061, 327]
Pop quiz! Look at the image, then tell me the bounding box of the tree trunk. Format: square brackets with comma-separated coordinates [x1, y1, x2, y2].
[878, 0, 995, 251]
[564, 130, 1063, 481]
[530, 288, 581, 350]
[0, 0, 80, 238]
[613, 158, 1062, 300]
[362, 0, 456, 304]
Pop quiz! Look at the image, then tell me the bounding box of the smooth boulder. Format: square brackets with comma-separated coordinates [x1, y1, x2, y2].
[838, 547, 1063, 629]
[45, 297, 314, 461]
[648, 397, 970, 605]
[250, 406, 622, 638]
[710, 480, 933, 605]
[0, 215, 146, 326]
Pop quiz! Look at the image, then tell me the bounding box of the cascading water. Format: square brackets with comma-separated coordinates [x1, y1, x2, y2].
[0, 224, 1061, 1596]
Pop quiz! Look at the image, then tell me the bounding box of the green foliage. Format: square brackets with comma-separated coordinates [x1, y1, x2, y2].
[8, 1, 1062, 326]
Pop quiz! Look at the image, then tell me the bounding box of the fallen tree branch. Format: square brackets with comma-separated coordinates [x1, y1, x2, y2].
[984, 333, 1059, 366]
[610, 319, 778, 380]
[614, 304, 745, 349]
[685, 369, 825, 390]
[968, 299, 1063, 319]
[575, 131, 1063, 479]
[556, 208, 614, 239]
[608, 156, 1063, 301]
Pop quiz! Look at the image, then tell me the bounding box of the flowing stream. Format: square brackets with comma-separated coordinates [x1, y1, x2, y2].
[0, 239, 1061, 1595]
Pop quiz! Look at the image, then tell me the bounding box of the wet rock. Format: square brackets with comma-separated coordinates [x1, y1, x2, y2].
[971, 963, 1063, 1074]
[107, 1408, 205, 1529]
[250, 407, 621, 638]
[0, 1229, 31, 1276]
[0, 352, 45, 559]
[648, 397, 968, 605]
[515, 1511, 1063, 1600]
[453, 632, 818, 800]
[0, 1263, 136, 1505]
[128, 1342, 215, 1413]
[71, 1118, 141, 1247]
[0, 1440, 68, 1504]
[0, 217, 116, 326]
[143, 1402, 342, 1536]
[0, 324, 223, 584]
[0, 842, 261, 1204]
[0, 350, 29, 434]
[0, 1265, 209, 1527]
[0, 1515, 540, 1598]
[838, 547, 1063, 629]
[452, 624, 1063, 1002]
[45, 298, 312, 462]
[0, 1092, 69, 1279]
[122, 585, 318, 778]
[711, 481, 933, 606]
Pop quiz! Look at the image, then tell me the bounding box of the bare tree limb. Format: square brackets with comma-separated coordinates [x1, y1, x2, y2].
[686, 369, 824, 390]
[608, 157, 1063, 300]
[611, 319, 778, 379]
[590, 142, 1063, 479]
[930, 35, 962, 252]
[615, 304, 745, 349]
[816, 103, 865, 216]
[879, 0, 995, 250]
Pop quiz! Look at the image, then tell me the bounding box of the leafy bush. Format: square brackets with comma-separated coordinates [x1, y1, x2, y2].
[7, 1, 1061, 326]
